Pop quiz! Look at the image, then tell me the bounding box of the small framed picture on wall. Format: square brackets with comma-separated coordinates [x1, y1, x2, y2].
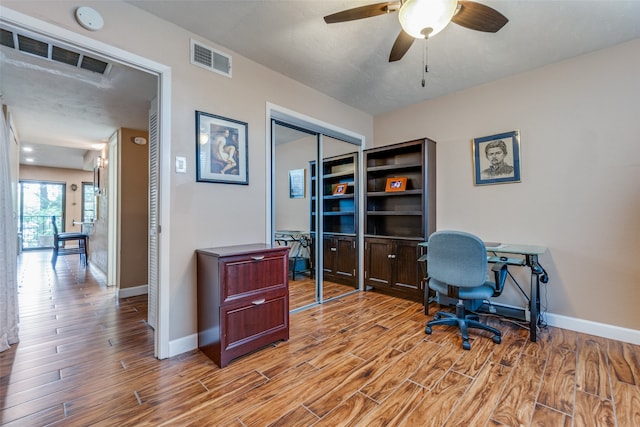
[289, 169, 305, 198]
[196, 111, 249, 185]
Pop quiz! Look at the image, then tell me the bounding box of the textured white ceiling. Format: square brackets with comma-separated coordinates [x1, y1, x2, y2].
[129, 0, 640, 115]
[2, 1, 639, 170]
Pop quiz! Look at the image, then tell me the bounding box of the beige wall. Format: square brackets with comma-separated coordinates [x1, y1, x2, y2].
[19, 165, 93, 234]
[3, 1, 374, 344]
[119, 128, 149, 289]
[375, 39, 640, 331]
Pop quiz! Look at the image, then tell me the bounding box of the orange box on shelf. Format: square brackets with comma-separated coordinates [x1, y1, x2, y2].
[333, 183, 348, 195]
[385, 177, 407, 192]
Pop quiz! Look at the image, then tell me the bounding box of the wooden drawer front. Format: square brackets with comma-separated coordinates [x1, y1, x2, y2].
[221, 253, 287, 302]
[220, 290, 289, 365]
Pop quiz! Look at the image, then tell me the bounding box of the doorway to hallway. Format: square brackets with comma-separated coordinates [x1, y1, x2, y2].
[2, 6, 171, 358]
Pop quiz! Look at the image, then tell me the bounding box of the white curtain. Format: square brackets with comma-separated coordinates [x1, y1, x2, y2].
[0, 107, 19, 352]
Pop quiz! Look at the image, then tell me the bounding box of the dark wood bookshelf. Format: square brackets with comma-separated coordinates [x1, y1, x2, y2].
[363, 139, 436, 301]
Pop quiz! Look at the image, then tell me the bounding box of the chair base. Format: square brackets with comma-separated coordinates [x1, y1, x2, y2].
[425, 301, 501, 350]
[52, 238, 88, 269]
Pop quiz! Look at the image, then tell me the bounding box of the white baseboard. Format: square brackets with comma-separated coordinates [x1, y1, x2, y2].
[169, 333, 198, 358]
[118, 284, 148, 299]
[487, 301, 640, 345]
[544, 312, 640, 345]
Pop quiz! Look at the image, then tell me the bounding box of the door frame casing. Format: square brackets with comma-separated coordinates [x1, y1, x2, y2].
[1, 7, 173, 359]
[107, 132, 119, 288]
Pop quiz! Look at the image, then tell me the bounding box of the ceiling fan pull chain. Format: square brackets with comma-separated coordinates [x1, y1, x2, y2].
[422, 39, 429, 87]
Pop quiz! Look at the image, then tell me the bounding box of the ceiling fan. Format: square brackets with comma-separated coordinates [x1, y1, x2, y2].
[324, 0, 508, 62]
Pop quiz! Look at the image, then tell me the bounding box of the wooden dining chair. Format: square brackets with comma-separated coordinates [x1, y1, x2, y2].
[51, 216, 89, 268]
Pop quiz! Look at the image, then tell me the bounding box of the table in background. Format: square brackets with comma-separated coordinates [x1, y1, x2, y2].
[274, 230, 311, 279]
[419, 241, 549, 342]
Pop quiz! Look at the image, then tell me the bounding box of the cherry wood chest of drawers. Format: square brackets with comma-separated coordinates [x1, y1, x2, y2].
[196, 244, 289, 368]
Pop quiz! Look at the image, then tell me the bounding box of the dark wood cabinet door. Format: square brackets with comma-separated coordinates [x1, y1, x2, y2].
[364, 238, 393, 288]
[334, 235, 356, 281]
[391, 240, 421, 293]
[322, 235, 336, 274]
[322, 234, 357, 286]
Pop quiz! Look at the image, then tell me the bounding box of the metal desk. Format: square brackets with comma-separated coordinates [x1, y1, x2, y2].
[419, 241, 549, 342]
[274, 230, 311, 279]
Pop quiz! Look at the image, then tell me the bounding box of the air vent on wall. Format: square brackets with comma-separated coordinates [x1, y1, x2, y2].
[0, 27, 111, 75]
[190, 39, 232, 78]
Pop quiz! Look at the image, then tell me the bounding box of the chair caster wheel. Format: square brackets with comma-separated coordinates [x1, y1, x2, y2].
[462, 341, 471, 351]
[425, 326, 432, 335]
[434, 314, 441, 320]
[493, 335, 501, 344]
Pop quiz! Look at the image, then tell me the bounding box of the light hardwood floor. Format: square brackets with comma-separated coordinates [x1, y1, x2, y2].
[1, 250, 639, 426]
[289, 276, 357, 311]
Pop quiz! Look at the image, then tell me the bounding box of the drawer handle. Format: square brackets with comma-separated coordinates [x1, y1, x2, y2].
[387, 254, 396, 259]
[251, 256, 265, 261]
[252, 298, 266, 305]
[330, 247, 337, 252]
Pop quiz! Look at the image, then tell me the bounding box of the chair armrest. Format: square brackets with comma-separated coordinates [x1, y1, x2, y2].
[491, 262, 508, 297]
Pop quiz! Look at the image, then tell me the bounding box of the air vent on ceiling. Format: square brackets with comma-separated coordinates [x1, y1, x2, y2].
[0, 27, 111, 75]
[190, 39, 232, 78]
[0, 28, 15, 48]
[18, 34, 48, 57]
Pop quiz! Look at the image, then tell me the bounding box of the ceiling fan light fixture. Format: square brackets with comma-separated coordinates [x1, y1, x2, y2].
[398, 0, 458, 39]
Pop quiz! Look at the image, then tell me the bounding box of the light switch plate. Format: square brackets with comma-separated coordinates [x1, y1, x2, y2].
[175, 156, 187, 173]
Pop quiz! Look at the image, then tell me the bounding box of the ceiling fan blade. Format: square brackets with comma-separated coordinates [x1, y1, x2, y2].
[389, 30, 415, 62]
[324, 2, 400, 24]
[451, 1, 508, 33]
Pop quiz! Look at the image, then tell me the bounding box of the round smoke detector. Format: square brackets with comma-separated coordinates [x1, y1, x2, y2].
[75, 6, 104, 31]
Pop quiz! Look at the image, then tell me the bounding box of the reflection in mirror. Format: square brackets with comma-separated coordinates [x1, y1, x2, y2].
[273, 122, 317, 310]
[273, 122, 361, 312]
[318, 136, 360, 302]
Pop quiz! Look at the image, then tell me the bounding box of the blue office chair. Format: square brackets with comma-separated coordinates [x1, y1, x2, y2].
[425, 230, 508, 350]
